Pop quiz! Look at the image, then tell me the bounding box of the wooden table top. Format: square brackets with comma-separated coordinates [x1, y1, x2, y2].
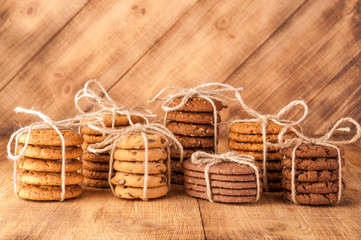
[1, 136, 361, 239]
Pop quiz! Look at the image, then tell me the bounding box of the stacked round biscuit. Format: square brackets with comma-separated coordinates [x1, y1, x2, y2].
[229, 122, 297, 191]
[81, 114, 144, 188]
[110, 133, 169, 200]
[166, 97, 227, 184]
[16, 129, 84, 201]
[281, 143, 345, 205]
[182, 160, 261, 203]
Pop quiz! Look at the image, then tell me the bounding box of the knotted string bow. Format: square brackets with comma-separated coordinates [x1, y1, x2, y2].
[149, 83, 243, 154]
[278, 117, 361, 204]
[7, 107, 102, 201]
[191, 151, 260, 202]
[86, 122, 183, 200]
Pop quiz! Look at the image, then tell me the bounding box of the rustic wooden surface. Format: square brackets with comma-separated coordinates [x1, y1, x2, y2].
[1, 0, 361, 239]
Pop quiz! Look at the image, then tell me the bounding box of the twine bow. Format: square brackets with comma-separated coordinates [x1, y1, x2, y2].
[230, 87, 308, 191]
[7, 107, 101, 201]
[149, 83, 243, 154]
[278, 117, 361, 204]
[75, 80, 156, 129]
[191, 151, 260, 202]
[86, 122, 183, 200]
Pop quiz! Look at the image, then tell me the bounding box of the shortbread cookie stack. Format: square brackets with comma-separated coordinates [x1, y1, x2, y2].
[182, 159, 261, 203]
[16, 129, 84, 201]
[281, 144, 345, 205]
[166, 97, 227, 184]
[229, 122, 297, 191]
[110, 133, 169, 200]
[81, 114, 144, 188]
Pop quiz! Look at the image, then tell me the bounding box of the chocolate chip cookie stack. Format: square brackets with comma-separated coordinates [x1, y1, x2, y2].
[16, 129, 84, 201]
[110, 133, 169, 200]
[182, 159, 261, 203]
[229, 122, 297, 191]
[166, 97, 227, 184]
[81, 114, 144, 188]
[281, 144, 345, 205]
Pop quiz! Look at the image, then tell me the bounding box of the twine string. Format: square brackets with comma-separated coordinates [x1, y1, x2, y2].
[191, 151, 260, 203]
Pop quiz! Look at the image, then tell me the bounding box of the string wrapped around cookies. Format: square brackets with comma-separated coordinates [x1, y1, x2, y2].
[7, 107, 103, 201]
[183, 151, 261, 203]
[86, 122, 183, 200]
[278, 117, 361, 205]
[227, 87, 308, 192]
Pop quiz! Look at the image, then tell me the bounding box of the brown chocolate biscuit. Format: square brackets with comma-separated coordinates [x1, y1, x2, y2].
[282, 179, 345, 194]
[18, 171, 83, 185]
[185, 188, 257, 203]
[171, 171, 184, 185]
[18, 129, 83, 146]
[281, 157, 345, 171]
[260, 171, 282, 181]
[229, 132, 296, 143]
[229, 140, 279, 152]
[82, 153, 110, 163]
[175, 135, 214, 149]
[83, 160, 109, 172]
[83, 169, 110, 180]
[282, 168, 339, 182]
[102, 114, 145, 126]
[83, 178, 110, 188]
[281, 143, 344, 158]
[267, 181, 283, 191]
[17, 144, 83, 160]
[83, 134, 107, 144]
[168, 97, 226, 112]
[167, 111, 221, 124]
[184, 182, 258, 196]
[230, 122, 300, 135]
[183, 175, 257, 189]
[170, 148, 213, 159]
[81, 125, 126, 135]
[183, 169, 256, 182]
[167, 122, 215, 137]
[17, 184, 82, 201]
[171, 160, 183, 172]
[183, 159, 258, 175]
[231, 150, 282, 161]
[255, 160, 282, 171]
[282, 190, 341, 205]
[17, 157, 82, 172]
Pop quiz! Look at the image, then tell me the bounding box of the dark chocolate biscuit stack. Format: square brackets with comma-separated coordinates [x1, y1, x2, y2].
[182, 159, 261, 203]
[281, 143, 345, 205]
[229, 121, 297, 191]
[81, 114, 144, 188]
[166, 97, 227, 184]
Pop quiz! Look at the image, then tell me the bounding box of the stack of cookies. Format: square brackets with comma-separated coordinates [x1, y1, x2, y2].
[182, 159, 261, 203]
[81, 114, 144, 188]
[16, 129, 84, 201]
[281, 143, 345, 205]
[110, 133, 169, 200]
[166, 97, 227, 184]
[229, 122, 297, 191]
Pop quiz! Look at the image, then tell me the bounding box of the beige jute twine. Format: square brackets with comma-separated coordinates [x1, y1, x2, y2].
[228, 87, 308, 191]
[278, 117, 361, 204]
[191, 151, 261, 203]
[7, 107, 103, 201]
[86, 122, 183, 200]
[148, 83, 244, 154]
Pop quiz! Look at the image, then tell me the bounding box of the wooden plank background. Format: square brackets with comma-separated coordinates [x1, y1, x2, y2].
[1, 0, 361, 239]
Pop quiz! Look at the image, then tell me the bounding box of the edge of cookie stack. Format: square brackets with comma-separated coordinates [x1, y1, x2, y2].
[110, 133, 169, 200]
[281, 143, 345, 205]
[167, 97, 227, 184]
[182, 159, 261, 203]
[81, 114, 144, 188]
[16, 129, 84, 201]
[229, 122, 298, 191]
